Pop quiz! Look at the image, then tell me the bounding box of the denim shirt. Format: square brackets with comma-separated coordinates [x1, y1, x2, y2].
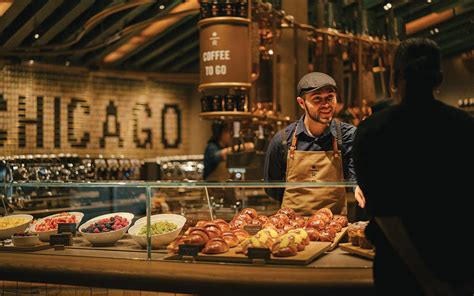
[264, 116, 357, 201]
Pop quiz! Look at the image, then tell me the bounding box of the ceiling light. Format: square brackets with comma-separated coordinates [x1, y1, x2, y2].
[386, 3, 392, 9]
[34, 33, 40, 39]
[65, 61, 70, 66]
[159, 5, 165, 10]
[434, 27, 439, 33]
[268, 49, 274, 55]
[427, 0, 432, 3]
[28, 60, 34, 65]
[430, 30, 434, 35]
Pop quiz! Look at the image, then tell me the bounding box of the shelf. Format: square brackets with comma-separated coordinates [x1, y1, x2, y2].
[199, 111, 291, 123]
[198, 82, 251, 91]
[198, 17, 250, 28]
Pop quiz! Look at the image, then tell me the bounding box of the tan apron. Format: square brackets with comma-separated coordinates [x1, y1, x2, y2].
[281, 121, 347, 216]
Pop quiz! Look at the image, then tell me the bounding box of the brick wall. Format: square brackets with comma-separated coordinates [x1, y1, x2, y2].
[0, 65, 192, 158]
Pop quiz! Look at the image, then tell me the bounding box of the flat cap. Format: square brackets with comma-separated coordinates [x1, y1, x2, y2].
[297, 72, 337, 97]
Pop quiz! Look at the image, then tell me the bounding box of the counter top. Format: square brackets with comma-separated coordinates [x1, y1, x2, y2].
[0, 246, 374, 295]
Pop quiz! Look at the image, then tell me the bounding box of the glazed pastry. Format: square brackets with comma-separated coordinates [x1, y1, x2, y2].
[304, 228, 321, 241]
[253, 232, 274, 248]
[274, 213, 290, 224]
[256, 215, 269, 225]
[281, 233, 305, 251]
[202, 238, 229, 254]
[324, 225, 337, 238]
[203, 222, 222, 238]
[268, 215, 286, 229]
[237, 236, 269, 255]
[312, 213, 330, 224]
[277, 207, 296, 220]
[249, 218, 263, 227]
[316, 208, 334, 220]
[293, 216, 307, 228]
[230, 218, 246, 230]
[333, 215, 348, 227]
[328, 220, 343, 232]
[257, 228, 279, 239]
[221, 231, 239, 248]
[183, 227, 210, 245]
[288, 229, 310, 245]
[318, 229, 335, 242]
[283, 223, 295, 233]
[306, 218, 326, 230]
[232, 228, 249, 243]
[271, 236, 298, 257]
[195, 220, 209, 228]
[240, 208, 258, 219]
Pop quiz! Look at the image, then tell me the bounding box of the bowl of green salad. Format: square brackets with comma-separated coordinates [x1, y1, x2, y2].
[128, 214, 186, 249]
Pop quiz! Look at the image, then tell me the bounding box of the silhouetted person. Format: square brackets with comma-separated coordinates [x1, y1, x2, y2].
[353, 38, 474, 295]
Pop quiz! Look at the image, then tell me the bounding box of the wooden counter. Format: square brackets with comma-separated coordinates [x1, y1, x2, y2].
[0, 247, 374, 295]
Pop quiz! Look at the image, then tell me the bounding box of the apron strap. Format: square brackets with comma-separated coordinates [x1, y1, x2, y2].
[289, 123, 299, 160]
[332, 119, 342, 156]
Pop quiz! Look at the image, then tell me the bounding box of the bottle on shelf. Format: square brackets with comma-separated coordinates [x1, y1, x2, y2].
[224, 94, 236, 111]
[199, 0, 212, 19]
[210, 0, 220, 17]
[236, 0, 248, 18]
[211, 95, 223, 111]
[222, 0, 235, 17]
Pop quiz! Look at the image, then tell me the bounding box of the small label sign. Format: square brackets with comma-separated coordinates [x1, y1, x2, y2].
[247, 247, 270, 260]
[244, 225, 262, 235]
[49, 234, 72, 247]
[178, 244, 201, 257]
[57, 223, 77, 235]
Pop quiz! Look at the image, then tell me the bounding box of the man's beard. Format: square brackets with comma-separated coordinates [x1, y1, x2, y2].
[304, 102, 334, 124]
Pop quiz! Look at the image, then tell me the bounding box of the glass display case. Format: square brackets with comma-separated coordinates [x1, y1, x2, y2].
[1, 180, 359, 262]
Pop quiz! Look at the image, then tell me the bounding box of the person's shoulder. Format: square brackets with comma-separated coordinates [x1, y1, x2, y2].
[435, 100, 474, 124]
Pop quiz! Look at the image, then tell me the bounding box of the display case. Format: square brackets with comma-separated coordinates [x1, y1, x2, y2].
[0, 180, 373, 294]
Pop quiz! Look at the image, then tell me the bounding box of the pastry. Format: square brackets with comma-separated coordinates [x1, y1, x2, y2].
[240, 208, 258, 219]
[306, 218, 326, 230]
[232, 228, 249, 243]
[316, 208, 334, 220]
[271, 236, 298, 257]
[328, 220, 343, 232]
[333, 215, 348, 227]
[221, 231, 239, 248]
[277, 207, 296, 220]
[202, 238, 229, 254]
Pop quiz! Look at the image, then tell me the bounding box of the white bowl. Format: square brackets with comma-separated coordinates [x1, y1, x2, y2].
[0, 214, 34, 240]
[30, 212, 84, 242]
[79, 212, 134, 246]
[129, 214, 186, 249]
[11, 233, 41, 247]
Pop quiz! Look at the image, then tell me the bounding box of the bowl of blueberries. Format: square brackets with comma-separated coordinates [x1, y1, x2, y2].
[78, 212, 134, 246]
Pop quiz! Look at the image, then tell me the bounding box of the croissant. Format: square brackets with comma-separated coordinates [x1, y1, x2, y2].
[203, 222, 222, 239]
[277, 207, 296, 220]
[213, 219, 231, 232]
[328, 220, 343, 232]
[306, 218, 326, 230]
[316, 208, 334, 220]
[167, 235, 186, 253]
[202, 238, 229, 254]
[271, 236, 298, 257]
[221, 231, 239, 248]
[240, 208, 258, 219]
[183, 227, 210, 245]
[333, 215, 348, 227]
[232, 228, 249, 243]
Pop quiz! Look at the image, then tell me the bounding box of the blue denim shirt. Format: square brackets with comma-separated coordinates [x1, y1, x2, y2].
[264, 116, 357, 201]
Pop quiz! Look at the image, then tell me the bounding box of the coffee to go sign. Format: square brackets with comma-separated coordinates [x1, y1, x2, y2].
[199, 18, 251, 89]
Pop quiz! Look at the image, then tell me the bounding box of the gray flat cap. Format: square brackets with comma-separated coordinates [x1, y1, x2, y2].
[297, 72, 337, 97]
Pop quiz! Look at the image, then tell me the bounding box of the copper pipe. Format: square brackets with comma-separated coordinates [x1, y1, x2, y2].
[405, 9, 454, 36]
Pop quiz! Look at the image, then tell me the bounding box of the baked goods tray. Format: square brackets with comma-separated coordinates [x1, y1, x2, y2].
[165, 241, 331, 266]
[339, 242, 375, 260]
[328, 227, 348, 251]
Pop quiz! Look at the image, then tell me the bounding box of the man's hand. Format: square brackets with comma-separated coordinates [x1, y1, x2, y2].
[355, 185, 366, 208]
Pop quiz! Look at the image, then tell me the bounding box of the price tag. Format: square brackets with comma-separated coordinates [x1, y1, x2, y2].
[49, 234, 72, 247]
[57, 223, 77, 235]
[178, 244, 201, 257]
[244, 225, 262, 235]
[247, 247, 270, 260]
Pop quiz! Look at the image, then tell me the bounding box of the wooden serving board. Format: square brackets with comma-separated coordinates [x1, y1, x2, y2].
[0, 242, 51, 252]
[166, 241, 331, 266]
[67, 235, 167, 253]
[328, 227, 348, 251]
[339, 242, 375, 260]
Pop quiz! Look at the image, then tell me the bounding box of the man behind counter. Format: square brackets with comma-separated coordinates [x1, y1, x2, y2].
[264, 72, 362, 216]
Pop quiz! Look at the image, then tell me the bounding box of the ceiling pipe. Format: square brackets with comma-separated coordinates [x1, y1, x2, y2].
[405, 8, 454, 36]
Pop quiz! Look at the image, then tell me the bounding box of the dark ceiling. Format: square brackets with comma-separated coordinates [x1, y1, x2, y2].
[0, 0, 472, 74]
